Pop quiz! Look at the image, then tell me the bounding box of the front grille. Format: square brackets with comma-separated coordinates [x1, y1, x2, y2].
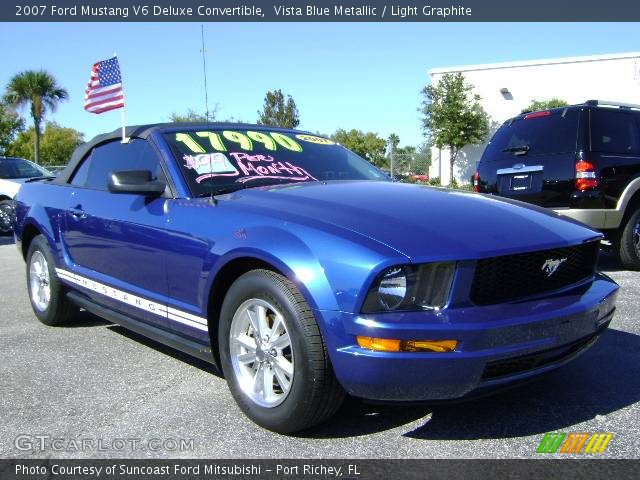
[481, 330, 601, 380]
[470, 241, 599, 306]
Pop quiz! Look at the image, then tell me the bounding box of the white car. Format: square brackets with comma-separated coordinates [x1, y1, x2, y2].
[0, 157, 53, 235]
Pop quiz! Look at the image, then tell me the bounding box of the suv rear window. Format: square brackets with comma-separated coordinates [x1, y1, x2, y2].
[590, 109, 640, 154]
[483, 110, 580, 158]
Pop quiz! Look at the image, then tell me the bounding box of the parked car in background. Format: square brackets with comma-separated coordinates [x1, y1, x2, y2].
[411, 173, 429, 183]
[0, 157, 53, 235]
[475, 100, 640, 269]
[14, 123, 618, 433]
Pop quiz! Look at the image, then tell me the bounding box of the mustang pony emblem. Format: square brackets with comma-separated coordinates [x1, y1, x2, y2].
[542, 257, 568, 277]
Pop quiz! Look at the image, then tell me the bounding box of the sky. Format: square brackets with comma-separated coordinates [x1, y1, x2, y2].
[1, 22, 639, 147]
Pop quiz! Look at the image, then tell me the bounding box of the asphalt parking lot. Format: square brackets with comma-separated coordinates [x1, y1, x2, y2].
[0, 237, 638, 459]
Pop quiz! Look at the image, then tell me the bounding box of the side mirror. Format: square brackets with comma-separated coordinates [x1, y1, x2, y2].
[108, 170, 166, 196]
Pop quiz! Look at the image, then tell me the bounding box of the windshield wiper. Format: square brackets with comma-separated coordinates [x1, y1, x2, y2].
[502, 145, 530, 155]
[25, 175, 56, 183]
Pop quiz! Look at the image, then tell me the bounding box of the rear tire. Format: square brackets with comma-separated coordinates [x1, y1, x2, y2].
[616, 207, 640, 270]
[26, 235, 78, 326]
[219, 269, 344, 433]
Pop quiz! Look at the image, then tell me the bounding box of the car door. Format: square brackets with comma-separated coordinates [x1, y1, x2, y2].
[59, 138, 172, 328]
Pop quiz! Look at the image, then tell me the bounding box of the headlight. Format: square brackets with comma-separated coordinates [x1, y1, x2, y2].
[362, 262, 456, 313]
[377, 267, 407, 310]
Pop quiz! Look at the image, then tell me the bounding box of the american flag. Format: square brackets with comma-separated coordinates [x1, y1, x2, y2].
[84, 57, 125, 114]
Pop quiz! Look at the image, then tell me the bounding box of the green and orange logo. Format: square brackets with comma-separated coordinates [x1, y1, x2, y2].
[536, 432, 613, 454]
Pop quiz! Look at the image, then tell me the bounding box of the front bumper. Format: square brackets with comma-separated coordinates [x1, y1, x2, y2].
[318, 274, 618, 401]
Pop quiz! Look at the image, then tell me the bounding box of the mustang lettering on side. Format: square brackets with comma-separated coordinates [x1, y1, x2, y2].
[13, 123, 619, 433]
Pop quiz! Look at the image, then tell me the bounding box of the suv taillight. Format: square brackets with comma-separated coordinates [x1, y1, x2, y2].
[575, 160, 599, 191]
[473, 171, 480, 192]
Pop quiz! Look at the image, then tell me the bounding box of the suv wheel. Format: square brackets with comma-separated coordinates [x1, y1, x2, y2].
[616, 207, 640, 270]
[219, 269, 344, 433]
[26, 235, 78, 325]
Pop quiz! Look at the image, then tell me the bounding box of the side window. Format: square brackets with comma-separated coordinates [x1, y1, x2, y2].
[69, 139, 161, 190]
[70, 153, 91, 186]
[591, 110, 640, 155]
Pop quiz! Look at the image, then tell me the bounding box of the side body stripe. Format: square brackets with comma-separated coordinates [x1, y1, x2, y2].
[55, 268, 208, 331]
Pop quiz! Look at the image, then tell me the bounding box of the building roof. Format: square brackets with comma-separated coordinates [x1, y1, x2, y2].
[429, 51, 640, 76]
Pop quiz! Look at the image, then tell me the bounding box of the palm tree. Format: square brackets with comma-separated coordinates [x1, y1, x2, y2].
[387, 133, 400, 152]
[3, 70, 68, 164]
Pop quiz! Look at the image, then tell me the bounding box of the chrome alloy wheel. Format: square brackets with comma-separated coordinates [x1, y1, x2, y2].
[229, 298, 294, 408]
[0, 202, 14, 234]
[634, 218, 640, 257]
[29, 250, 51, 311]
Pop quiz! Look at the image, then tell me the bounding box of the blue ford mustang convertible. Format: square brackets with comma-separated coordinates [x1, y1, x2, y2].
[14, 123, 619, 433]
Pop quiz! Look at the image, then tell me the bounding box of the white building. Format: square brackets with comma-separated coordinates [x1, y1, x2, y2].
[428, 52, 640, 185]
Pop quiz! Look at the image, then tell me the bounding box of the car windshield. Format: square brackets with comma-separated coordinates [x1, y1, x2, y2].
[163, 128, 389, 196]
[483, 109, 580, 158]
[0, 158, 52, 179]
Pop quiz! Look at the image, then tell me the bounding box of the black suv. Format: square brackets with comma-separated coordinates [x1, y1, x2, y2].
[476, 100, 640, 269]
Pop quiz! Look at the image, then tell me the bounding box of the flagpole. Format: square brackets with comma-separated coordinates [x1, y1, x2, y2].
[121, 108, 126, 143]
[114, 52, 128, 143]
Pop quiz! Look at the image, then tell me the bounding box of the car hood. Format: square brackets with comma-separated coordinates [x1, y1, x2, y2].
[223, 181, 601, 261]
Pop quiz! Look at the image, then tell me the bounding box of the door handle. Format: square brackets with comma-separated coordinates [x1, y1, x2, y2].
[69, 205, 87, 220]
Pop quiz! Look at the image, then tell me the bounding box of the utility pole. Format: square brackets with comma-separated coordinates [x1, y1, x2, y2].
[200, 25, 210, 122]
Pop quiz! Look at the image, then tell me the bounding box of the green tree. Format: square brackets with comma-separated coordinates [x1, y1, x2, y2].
[257, 89, 300, 128]
[7, 122, 84, 166]
[397, 145, 416, 155]
[421, 73, 489, 184]
[169, 107, 217, 123]
[331, 129, 387, 166]
[411, 143, 432, 175]
[0, 102, 24, 155]
[3, 70, 68, 164]
[521, 98, 569, 114]
[387, 133, 400, 152]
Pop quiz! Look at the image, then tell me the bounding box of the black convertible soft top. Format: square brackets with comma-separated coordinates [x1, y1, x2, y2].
[54, 122, 314, 184]
[54, 125, 152, 184]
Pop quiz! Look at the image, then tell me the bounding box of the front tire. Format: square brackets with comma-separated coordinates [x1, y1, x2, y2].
[26, 235, 77, 326]
[616, 207, 640, 270]
[219, 269, 344, 433]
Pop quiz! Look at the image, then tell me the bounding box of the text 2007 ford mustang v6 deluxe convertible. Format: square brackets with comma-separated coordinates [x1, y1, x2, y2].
[14, 123, 618, 433]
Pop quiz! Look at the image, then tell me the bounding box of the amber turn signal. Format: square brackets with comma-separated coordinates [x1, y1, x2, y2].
[356, 337, 402, 352]
[357, 336, 457, 353]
